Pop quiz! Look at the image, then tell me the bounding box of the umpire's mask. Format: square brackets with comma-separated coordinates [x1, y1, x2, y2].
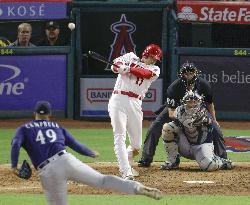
[178, 62, 199, 87]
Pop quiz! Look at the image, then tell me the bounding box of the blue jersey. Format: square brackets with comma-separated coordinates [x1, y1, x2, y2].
[11, 120, 95, 169]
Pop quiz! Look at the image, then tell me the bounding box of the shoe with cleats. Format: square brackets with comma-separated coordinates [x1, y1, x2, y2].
[124, 175, 135, 180]
[131, 168, 139, 177]
[137, 185, 163, 200]
[221, 158, 234, 170]
[160, 156, 180, 170]
[138, 159, 151, 167]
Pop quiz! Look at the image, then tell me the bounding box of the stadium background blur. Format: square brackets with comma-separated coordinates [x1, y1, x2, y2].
[0, 0, 250, 121]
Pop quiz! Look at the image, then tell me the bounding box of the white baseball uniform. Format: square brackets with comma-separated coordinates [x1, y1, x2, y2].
[108, 52, 160, 178]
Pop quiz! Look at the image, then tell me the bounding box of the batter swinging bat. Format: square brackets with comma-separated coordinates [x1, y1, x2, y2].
[87, 51, 117, 67]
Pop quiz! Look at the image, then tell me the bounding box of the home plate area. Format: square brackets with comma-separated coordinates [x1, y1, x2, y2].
[0, 162, 249, 196]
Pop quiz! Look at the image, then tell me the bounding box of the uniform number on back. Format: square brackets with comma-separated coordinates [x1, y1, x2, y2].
[36, 129, 57, 144]
[136, 77, 144, 86]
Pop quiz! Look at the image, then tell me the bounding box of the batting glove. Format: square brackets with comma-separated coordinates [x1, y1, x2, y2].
[117, 64, 130, 74]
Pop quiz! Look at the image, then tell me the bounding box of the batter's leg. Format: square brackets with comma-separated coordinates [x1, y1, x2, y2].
[108, 103, 132, 178]
[126, 99, 143, 165]
[138, 107, 170, 167]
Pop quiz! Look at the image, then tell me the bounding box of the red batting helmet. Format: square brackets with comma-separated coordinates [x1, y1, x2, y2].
[142, 44, 162, 61]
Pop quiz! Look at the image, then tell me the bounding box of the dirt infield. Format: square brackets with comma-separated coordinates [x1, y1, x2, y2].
[0, 162, 249, 195]
[1, 119, 250, 196]
[1, 118, 250, 129]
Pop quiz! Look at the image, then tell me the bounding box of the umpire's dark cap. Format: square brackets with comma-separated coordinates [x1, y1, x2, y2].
[45, 21, 59, 29]
[34, 101, 52, 115]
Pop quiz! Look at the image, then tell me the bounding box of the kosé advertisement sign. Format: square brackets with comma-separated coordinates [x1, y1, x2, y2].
[0, 2, 67, 20]
[0, 55, 66, 111]
[177, 1, 250, 24]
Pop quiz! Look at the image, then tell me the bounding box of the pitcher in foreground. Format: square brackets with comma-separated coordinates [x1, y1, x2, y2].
[11, 101, 162, 205]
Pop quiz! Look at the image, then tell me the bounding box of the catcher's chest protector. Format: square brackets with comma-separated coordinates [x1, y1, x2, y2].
[176, 106, 211, 144]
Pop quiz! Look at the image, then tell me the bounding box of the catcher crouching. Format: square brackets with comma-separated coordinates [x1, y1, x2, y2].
[160, 90, 233, 171]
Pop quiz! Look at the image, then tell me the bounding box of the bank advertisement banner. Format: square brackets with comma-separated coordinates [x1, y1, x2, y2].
[0, 2, 67, 19]
[80, 78, 163, 118]
[179, 56, 250, 113]
[0, 55, 66, 110]
[177, 1, 250, 24]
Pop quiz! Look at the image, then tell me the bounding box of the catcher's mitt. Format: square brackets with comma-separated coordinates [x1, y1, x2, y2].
[192, 109, 211, 126]
[17, 160, 32, 180]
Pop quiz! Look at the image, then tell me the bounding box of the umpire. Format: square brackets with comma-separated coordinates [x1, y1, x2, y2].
[138, 62, 228, 167]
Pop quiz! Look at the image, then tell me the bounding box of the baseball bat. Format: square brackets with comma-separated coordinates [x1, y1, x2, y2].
[87, 51, 117, 67]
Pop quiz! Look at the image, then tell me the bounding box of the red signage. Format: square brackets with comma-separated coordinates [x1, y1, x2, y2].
[176, 1, 250, 24]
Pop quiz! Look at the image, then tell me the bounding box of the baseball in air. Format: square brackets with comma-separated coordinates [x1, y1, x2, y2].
[68, 23, 75, 30]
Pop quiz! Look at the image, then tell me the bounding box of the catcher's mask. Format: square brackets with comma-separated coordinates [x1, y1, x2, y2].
[178, 62, 199, 87]
[182, 90, 203, 115]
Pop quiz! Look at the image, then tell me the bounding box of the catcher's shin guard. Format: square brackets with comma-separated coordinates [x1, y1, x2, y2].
[200, 156, 233, 171]
[163, 140, 179, 163]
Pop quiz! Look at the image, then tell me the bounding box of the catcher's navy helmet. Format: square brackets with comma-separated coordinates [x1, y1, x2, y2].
[178, 62, 199, 86]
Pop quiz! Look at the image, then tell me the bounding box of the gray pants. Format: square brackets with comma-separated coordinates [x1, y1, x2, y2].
[140, 107, 227, 163]
[178, 134, 216, 169]
[38, 152, 140, 205]
[176, 133, 225, 171]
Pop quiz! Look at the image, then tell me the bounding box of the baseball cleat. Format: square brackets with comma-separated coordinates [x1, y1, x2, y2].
[124, 175, 135, 181]
[221, 159, 234, 170]
[160, 157, 180, 170]
[131, 168, 139, 177]
[160, 161, 179, 170]
[137, 185, 163, 200]
[138, 159, 151, 167]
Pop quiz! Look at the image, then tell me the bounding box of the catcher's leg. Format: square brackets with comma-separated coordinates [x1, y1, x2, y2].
[193, 143, 233, 171]
[160, 122, 180, 170]
[108, 101, 132, 178]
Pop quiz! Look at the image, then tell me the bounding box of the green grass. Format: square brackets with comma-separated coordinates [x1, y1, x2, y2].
[0, 128, 250, 205]
[0, 194, 249, 205]
[1, 128, 249, 164]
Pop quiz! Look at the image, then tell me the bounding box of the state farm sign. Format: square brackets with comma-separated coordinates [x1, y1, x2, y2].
[177, 1, 250, 24]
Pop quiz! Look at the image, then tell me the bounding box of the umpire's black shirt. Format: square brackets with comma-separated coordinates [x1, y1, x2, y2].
[166, 77, 213, 109]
